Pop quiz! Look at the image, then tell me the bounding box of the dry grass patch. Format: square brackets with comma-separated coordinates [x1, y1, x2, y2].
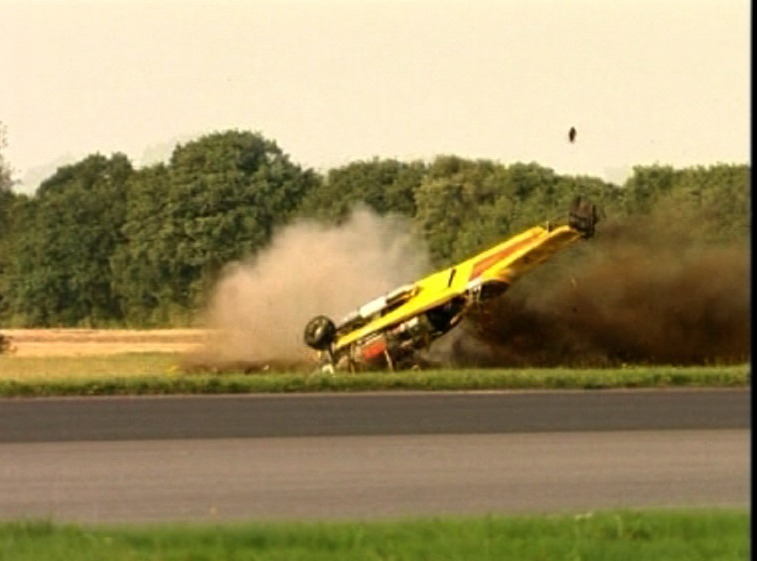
[0, 329, 202, 382]
[0, 353, 181, 382]
[0, 329, 207, 357]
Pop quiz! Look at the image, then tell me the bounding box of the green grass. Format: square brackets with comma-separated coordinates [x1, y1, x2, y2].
[0, 354, 749, 397]
[0, 509, 748, 561]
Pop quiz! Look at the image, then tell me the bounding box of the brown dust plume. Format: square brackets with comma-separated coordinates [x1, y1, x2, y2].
[194, 207, 749, 370]
[194, 208, 431, 370]
[462, 212, 750, 367]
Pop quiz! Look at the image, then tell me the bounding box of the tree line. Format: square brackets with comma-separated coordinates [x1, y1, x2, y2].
[0, 128, 749, 327]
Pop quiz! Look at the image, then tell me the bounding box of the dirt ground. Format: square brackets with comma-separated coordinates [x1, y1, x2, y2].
[0, 329, 207, 357]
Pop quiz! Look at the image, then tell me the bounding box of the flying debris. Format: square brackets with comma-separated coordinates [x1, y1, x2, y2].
[568, 127, 577, 143]
[303, 198, 599, 372]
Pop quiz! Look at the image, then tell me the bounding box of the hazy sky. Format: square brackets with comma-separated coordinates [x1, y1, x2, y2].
[1, 0, 750, 192]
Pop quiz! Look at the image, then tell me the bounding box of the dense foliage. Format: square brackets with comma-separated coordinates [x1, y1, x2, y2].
[7, 154, 132, 325]
[109, 131, 319, 325]
[0, 128, 749, 331]
[0, 123, 22, 321]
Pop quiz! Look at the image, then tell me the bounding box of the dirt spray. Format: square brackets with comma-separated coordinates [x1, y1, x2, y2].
[195, 207, 749, 370]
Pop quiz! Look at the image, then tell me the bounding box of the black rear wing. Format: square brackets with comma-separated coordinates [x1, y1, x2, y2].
[568, 197, 599, 239]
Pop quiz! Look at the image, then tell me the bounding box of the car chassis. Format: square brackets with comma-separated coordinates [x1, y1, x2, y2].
[303, 198, 598, 372]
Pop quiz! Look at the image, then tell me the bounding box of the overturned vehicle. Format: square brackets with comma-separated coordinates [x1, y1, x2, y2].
[304, 198, 598, 372]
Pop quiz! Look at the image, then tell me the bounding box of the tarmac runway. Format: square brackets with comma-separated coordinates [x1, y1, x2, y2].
[0, 389, 749, 523]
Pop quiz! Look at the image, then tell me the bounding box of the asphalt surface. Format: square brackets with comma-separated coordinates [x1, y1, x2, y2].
[0, 388, 749, 442]
[0, 389, 750, 523]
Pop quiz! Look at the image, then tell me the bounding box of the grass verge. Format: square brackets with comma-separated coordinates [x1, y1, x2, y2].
[0, 508, 748, 561]
[0, 354, 749, 397]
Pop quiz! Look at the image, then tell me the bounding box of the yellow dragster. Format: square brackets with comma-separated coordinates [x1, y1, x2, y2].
[303, 197, 598, 372]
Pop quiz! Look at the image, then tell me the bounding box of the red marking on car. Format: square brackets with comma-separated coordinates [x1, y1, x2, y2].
[469, 233, 540, 280]
[361, 338, 387, 360]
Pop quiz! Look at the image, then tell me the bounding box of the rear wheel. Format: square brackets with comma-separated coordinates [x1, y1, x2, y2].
[303, 315, 337, 350]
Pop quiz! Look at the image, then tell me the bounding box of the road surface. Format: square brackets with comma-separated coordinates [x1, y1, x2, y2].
[0, 389, 749, 522]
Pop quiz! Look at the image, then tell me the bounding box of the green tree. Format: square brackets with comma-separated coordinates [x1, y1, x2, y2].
[0, 122, 12, 193]
[415, 158, 623, 266]
[414, 156, 501, 264]
[110, 164, 175, 325]
[0, 122, 16, 248]
[622, 164, 679, 215]
[0, 123, 18, 320]
[6, 154, 133, 326]
[653, 164, 750, 243]
[114, 130, 318, 323]
[0, 190, 22, 321]
[297, 158, 426, 222]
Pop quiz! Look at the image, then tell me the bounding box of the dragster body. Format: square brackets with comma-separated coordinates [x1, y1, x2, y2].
[304, 198, 598, 372]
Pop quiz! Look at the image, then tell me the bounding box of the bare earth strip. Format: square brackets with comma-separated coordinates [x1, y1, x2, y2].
[0, 329, 207, 357]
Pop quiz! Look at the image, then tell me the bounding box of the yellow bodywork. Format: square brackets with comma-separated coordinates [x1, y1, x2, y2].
[333, 222, 584, 351]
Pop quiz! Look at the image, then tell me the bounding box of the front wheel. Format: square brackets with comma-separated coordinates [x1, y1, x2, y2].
[303, 315, 337, 351]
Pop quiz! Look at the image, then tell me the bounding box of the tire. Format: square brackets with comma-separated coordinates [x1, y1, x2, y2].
[303, 315, 337, 350]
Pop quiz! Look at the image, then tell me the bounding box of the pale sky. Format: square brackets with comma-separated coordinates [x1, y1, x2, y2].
[1, 0, 750, 193]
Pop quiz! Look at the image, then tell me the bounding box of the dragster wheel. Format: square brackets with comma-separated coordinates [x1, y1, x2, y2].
[303, 315, 337, 351]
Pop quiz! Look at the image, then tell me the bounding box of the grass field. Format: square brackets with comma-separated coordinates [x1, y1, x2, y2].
[0, 509, 748, 561]
[0, 328, 749, 396]
[0, 352, 749, 396]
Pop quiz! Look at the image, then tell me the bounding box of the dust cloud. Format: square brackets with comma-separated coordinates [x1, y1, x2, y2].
[462, 213, 750, 367]
[193, 208, 431, 369]
[194, 206, 749, 371]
